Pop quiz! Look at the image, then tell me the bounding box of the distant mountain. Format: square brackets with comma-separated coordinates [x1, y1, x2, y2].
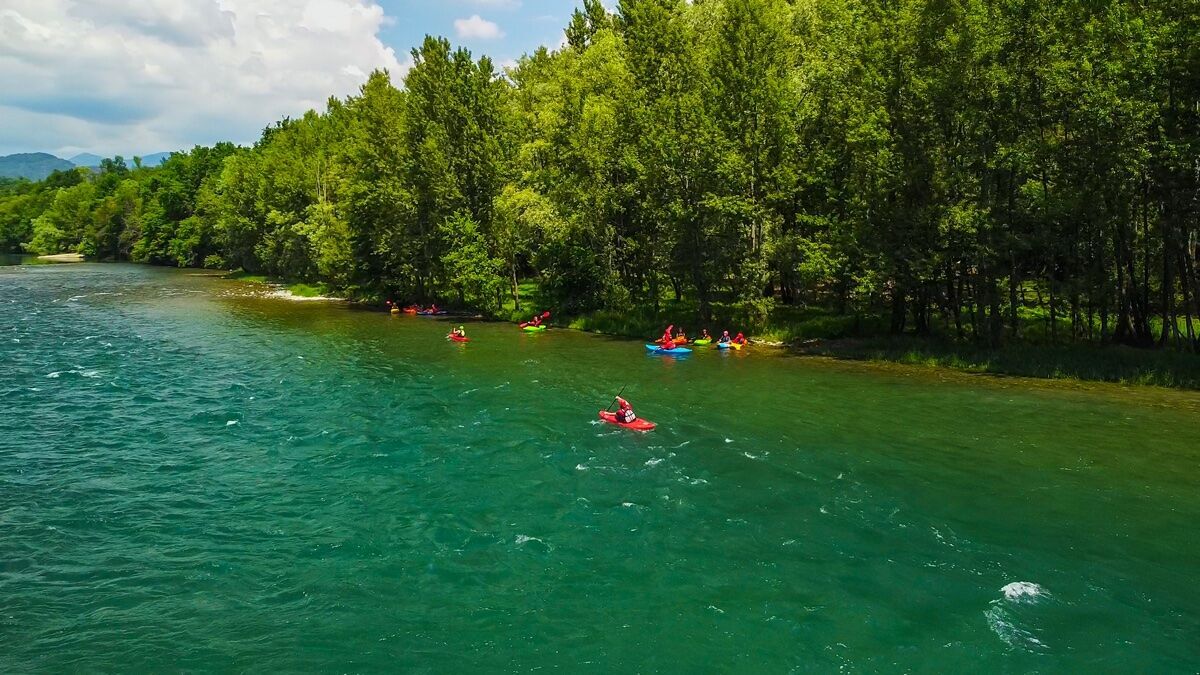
[70, 151, 173, 168]
[0, 152, 76, 180]
[69, 153, 104, 167]
[139, 152, 172, 167]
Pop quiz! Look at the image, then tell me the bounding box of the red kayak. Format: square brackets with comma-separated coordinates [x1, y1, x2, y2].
[598, 410, 656, 432]
[447, 334, 470, 343]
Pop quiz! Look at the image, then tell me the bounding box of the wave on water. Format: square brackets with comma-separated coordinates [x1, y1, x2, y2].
[985, 605, 1048, 651]
[985, 581, 1050, 651]
[1001, 581, 1046, 603]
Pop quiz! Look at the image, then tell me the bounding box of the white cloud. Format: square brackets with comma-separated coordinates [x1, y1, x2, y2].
[0, 0, 407, 157]
[453, 14, 503, 40]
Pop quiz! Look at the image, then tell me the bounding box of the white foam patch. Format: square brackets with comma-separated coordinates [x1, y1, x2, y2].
[226, 420, 239, 427]
[1001, 581, 1045, 603]
[984, 605, 1047, 651]
[645, 458, 663, 467]
[514, 534, 543, 546]
[264, 289, 343, 301]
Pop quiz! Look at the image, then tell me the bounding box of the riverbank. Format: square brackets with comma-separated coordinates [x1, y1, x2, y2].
[789, 337, 1200, 390]
[212, 267, 1200, 391]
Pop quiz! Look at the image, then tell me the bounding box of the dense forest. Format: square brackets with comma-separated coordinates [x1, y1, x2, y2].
[2, 0, 1198, 351]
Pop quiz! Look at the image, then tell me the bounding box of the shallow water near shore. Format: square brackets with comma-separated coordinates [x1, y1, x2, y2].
[2, 263, 1199, 671]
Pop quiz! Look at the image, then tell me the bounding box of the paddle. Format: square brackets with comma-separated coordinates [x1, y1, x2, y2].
[604, 385, 627, 412]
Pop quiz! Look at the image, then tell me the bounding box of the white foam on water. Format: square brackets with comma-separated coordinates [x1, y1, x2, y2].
[645, 458, 663, 467]
[264, 289, 343, 302]
[1001, 581, 1046, 603]
[621, 502, 636, 508]
[724, 438, 733, 443]
[707, 605, 725, 614]
[46, 371, 61, 378]
[743, 452, 760, 460]
[226, 420, 239, 427]
[819, 506, 828, 514]
[514, 534, 543, 546]
[984, 605, 1047, 651]
[575, 464, 588, 471]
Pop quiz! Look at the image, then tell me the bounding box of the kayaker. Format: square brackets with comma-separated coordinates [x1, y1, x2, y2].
[660, 324, 676, 350]
[675, 329, 687, 342]
[732, 331, 747, 345]
[718, 330, 732, 345]
[700, 328, 711, 341]
[451, 325, 466, 338]
[614, 396, 637, 424]
[428, 303, 440, 313]
[529, 313, 542, 327]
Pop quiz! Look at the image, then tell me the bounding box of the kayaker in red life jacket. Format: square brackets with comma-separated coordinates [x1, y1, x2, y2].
[718, 330, 732, 344]
[732, 332, 747, 345]
[529, 313, 542, 327]
[660, 324, 676, 350]
[614, 396, 636, 423]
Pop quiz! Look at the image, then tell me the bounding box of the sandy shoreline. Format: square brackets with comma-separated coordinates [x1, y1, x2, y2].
[37, 253, 86, 262]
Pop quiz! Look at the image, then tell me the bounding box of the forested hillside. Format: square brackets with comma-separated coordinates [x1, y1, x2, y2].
[0, 153, 75, 180]
[2, 0, 1198, 350]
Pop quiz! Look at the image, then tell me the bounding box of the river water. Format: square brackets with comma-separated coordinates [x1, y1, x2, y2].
[2, 262, 1198, 671]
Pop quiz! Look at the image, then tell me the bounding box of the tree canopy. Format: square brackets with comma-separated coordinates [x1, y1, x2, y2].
[3, 0, 1199, 350]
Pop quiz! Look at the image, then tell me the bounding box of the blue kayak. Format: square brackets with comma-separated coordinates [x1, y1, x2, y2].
[646, 344, 692, 355]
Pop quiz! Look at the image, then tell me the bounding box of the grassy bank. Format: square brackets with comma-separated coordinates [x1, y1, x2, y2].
[791, 338, 1200, 389]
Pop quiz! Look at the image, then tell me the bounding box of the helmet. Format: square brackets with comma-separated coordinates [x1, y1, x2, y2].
[458, 325, 464, 331]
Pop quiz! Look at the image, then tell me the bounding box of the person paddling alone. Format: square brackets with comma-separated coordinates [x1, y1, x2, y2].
[718, 330, 732, 345]
[732, 331, 747, 346]
[614, 395, 637, 424]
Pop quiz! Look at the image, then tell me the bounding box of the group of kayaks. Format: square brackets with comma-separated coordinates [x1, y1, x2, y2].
[646, 336, 745, 355]
[645, 342, 743, 355]
[388, 301, 749, 432]
[386, 301, 447, 316]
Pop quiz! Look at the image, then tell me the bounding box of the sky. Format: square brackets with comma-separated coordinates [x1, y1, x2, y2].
[0, 0, 580, 158]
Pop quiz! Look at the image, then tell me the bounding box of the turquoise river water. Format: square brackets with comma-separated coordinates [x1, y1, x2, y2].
[1, 262, 1199, 671]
